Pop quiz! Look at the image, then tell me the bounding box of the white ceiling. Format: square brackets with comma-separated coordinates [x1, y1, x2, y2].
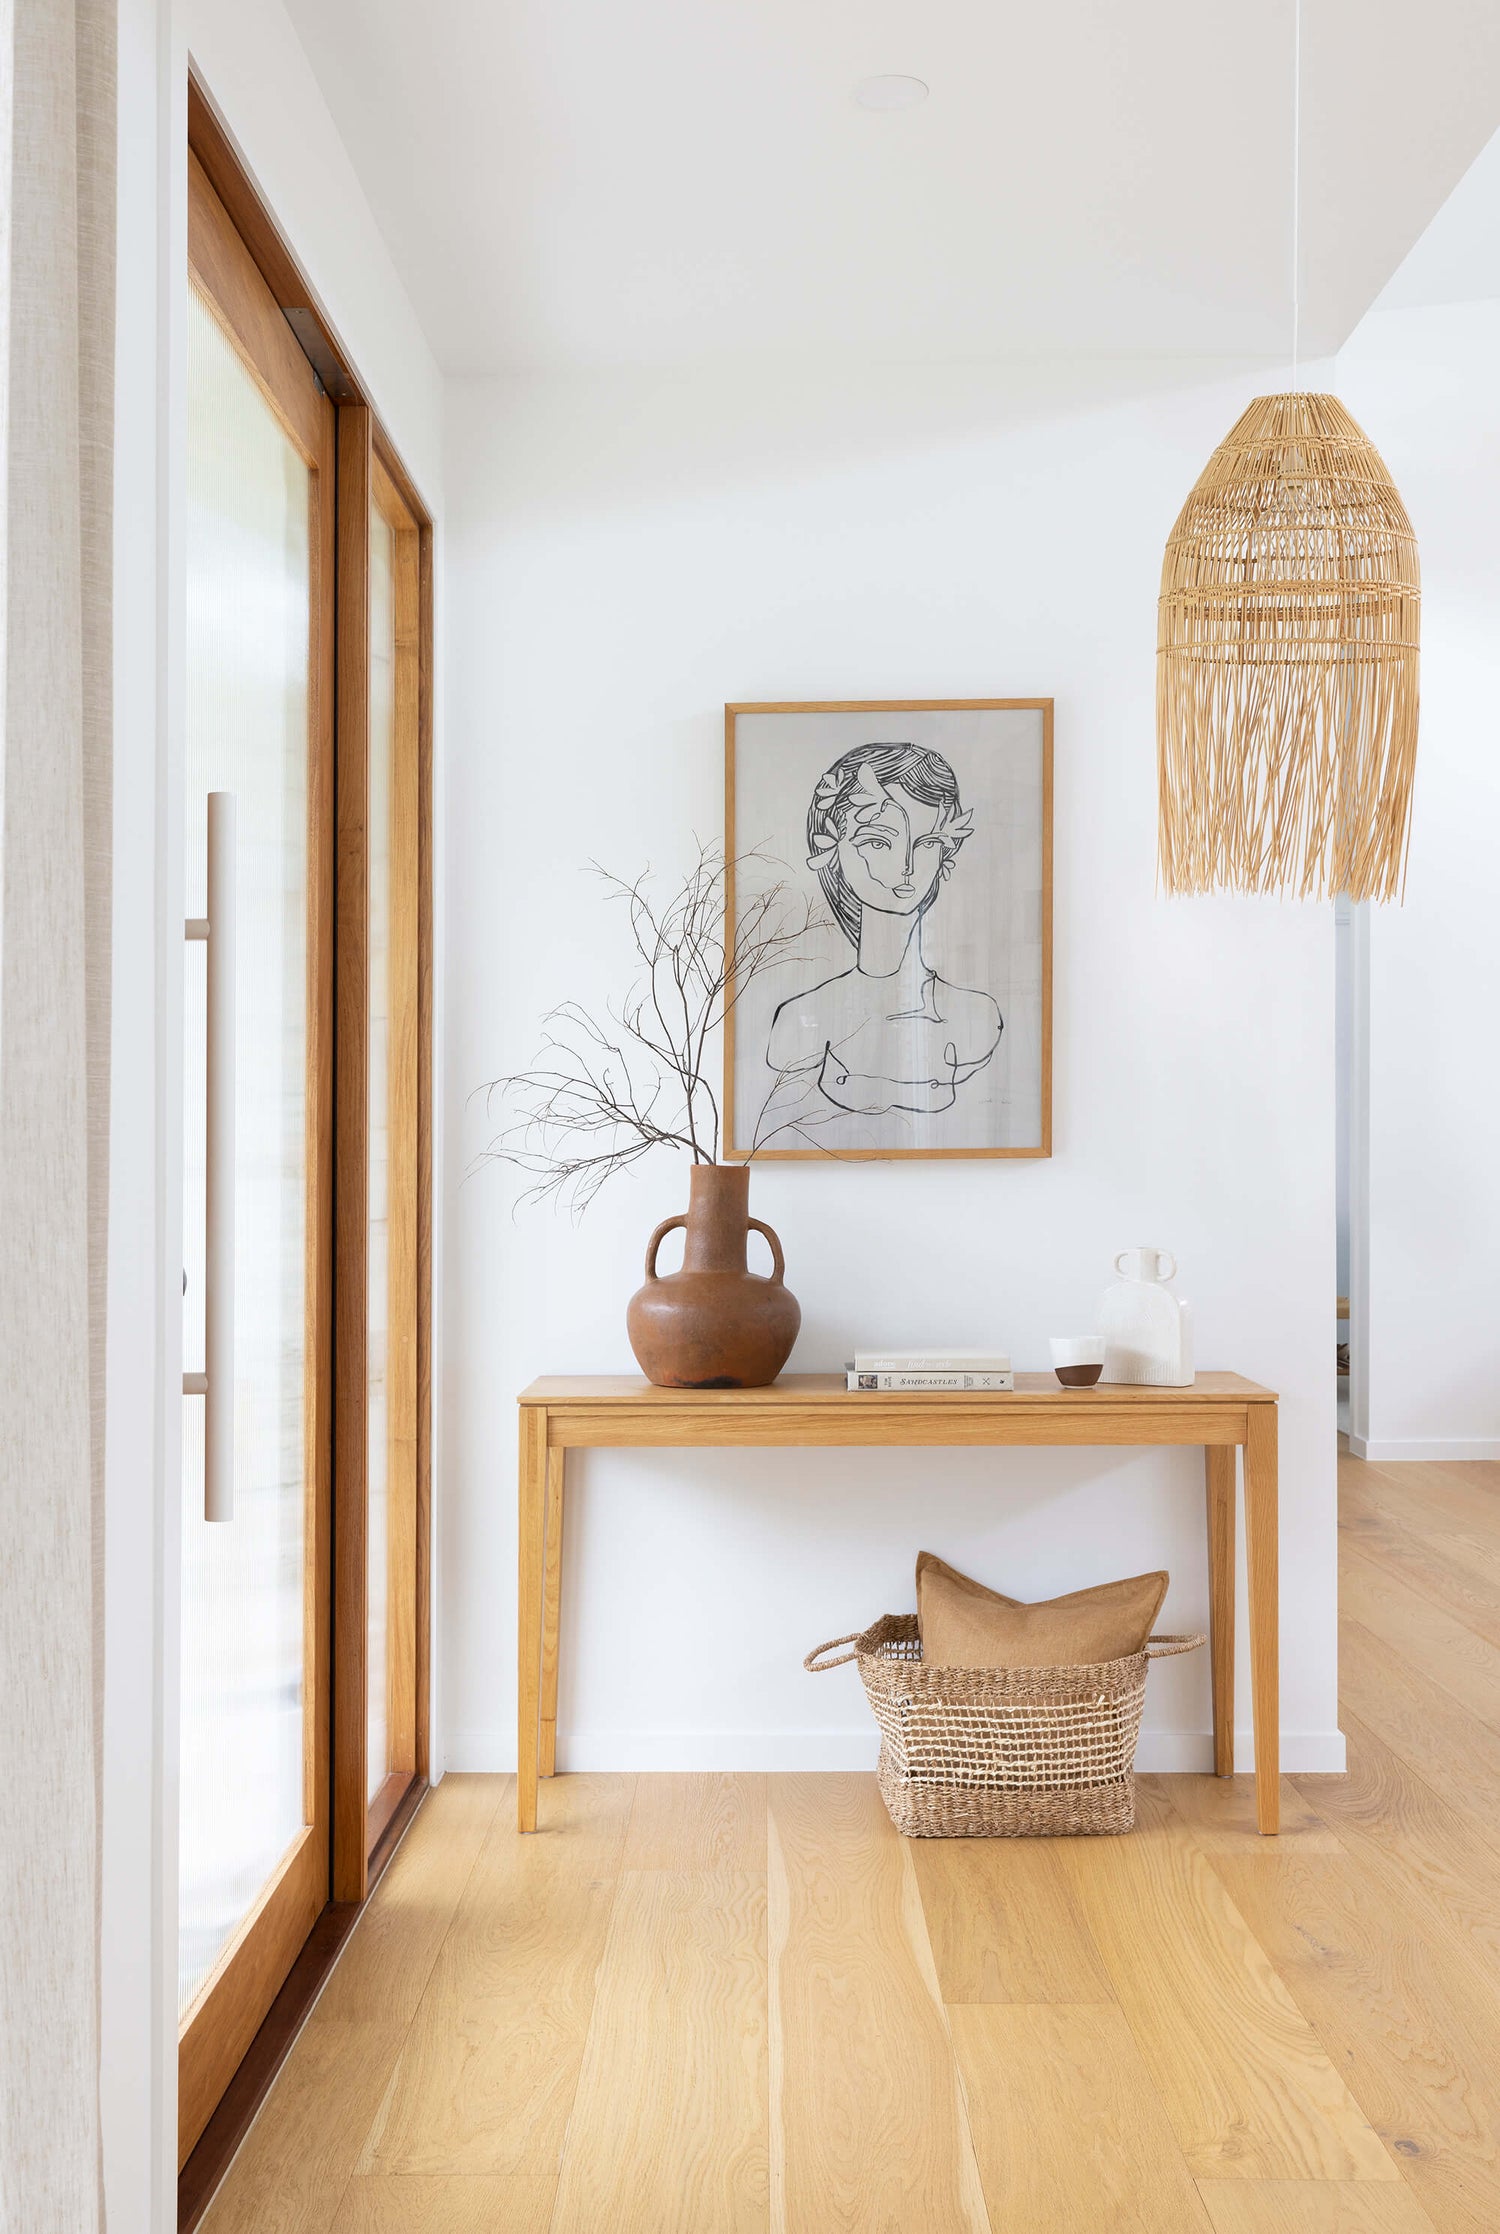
[280, 0, 1500, 373]
[1376, 122, 1500, 313]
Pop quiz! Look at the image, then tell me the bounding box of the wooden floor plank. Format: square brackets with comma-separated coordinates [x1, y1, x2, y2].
[1196, 2179, 1439, 2231]
[360, 1773, 634, 2177]
[1340, 1615, 1500, 1851]
[314, 1776, 505, 2026]
[1297, 1712, 1500, 1990]
[1338, 1476, 1500, 1651]
[200, 2022, 407, 2234]
[1341, 1546, 1500, 1730]
[910, 1835, 1113, 2003]
[1061, 1788, 1395, 2180]
[551, 1871, 767, 2231]
[1216, 1848, 1500, 2234]
[1345, 1455, 1500, 1546]
[768, 1775, 989, 2232]
[622, 1773, 768, 1874]
[1140, 1773, 1344, 1855]
[950, 2001, 1211, 2231]
[329, 2176, 556, 2232]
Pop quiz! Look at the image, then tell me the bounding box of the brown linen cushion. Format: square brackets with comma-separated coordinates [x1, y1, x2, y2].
[915, 1550, 1168, 1669]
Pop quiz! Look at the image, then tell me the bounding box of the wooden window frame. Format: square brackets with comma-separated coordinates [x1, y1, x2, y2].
[180, 69, 435, 2226]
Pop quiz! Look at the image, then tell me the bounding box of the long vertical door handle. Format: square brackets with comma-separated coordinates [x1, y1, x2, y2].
[184, 790, 236, 1520]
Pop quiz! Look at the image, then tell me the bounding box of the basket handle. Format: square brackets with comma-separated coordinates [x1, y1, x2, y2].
[1146, 1632, 1206, 1659]
[804, 1634, 862, 1671]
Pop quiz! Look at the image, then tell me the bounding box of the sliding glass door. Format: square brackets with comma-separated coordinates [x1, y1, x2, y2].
[177, 149, 334, 2167]
[178, 90, 432, 2176]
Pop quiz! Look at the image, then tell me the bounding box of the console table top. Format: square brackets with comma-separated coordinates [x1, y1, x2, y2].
[518, 1370, 1276, 1407]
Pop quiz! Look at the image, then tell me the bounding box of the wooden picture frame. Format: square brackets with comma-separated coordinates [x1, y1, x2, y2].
[723, 700, 1053, 1161]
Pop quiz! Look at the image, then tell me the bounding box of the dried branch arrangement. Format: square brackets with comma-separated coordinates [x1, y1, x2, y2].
[1158, 391, 1420, 901]
[477, 841, 827, 1215]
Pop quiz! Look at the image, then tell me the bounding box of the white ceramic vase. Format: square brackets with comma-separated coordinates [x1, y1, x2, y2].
[1099, 1246, 1194, 1386]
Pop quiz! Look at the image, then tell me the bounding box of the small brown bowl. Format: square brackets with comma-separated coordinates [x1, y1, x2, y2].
[1054, 1362, 1103, 1387]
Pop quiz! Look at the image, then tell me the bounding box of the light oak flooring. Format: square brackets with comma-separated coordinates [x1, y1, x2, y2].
[203, 1449, 1500, 2232]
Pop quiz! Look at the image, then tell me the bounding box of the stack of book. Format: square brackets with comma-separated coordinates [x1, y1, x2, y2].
[845, 1350, 1013, 1392]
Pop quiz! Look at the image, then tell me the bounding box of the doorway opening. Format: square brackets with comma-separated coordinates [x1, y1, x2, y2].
[1335, 895, 1369, 1451]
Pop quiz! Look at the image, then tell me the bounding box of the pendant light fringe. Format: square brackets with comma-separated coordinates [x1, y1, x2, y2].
[1158, 392, 1419, 900]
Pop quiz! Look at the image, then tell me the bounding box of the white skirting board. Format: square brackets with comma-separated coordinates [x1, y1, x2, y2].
[446, 1728, 1348, 1776]
[1348, 1434, 1500, 1461]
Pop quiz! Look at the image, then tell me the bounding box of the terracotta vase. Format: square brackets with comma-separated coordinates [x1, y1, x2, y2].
[626, 1164, 800, 1388]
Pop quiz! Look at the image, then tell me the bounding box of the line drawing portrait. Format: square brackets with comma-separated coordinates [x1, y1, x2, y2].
[725, 701, 1052, 1160]
[767, 744, 1001, 1116]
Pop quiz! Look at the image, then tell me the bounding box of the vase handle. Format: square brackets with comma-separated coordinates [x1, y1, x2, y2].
[643, 1214, 687, 1281]
[747, 1217, 786, 1284]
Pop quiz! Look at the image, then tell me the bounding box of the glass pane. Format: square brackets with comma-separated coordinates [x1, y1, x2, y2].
[180, 283, 312, 2018]
[366, 506, 395, 1802]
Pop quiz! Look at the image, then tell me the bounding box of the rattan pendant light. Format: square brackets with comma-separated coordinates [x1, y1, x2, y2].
[1156, 5, 1419, 900]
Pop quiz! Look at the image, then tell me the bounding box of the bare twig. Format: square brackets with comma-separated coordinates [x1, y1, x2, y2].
[475, 840, 832, 1217]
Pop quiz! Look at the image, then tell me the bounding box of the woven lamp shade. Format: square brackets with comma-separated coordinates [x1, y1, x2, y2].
[1158, 392, 1419, 900]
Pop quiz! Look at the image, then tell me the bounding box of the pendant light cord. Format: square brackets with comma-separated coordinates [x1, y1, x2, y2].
[1291, 0, 1301, 388]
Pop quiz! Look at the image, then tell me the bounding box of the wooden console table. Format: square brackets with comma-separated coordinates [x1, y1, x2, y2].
[516, 1372, 1279, 1835]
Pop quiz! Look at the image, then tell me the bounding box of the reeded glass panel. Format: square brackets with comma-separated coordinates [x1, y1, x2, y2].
[366, 506, 395, 1801]
[180, 283, 312, 2017]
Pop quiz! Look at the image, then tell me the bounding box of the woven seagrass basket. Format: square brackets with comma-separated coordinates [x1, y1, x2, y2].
[805, 1614, 1203, 1837]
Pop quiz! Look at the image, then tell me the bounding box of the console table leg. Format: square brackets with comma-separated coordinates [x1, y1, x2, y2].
[1244, 1404, 1280, 1833]
[1205, 1445, 1236, 1778]
[539, 1448, 565, 1777]
[518, 1407, 548, 1832]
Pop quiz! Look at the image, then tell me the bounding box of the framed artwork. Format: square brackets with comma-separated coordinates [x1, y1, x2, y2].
[724, 699, 1052, 1160]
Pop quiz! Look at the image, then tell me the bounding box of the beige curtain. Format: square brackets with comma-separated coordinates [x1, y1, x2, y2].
[0, 0, 115, 2226]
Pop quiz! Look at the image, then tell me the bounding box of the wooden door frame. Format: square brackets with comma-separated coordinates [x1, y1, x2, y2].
[181, 66, 435, 2195]
[331, 424, 429, 1899]
[372, 453, 425, 1847]
[333, 402, 374, 1899]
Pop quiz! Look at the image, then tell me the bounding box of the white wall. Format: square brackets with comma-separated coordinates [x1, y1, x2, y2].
[441, 359, 1341, 1784]
[104, 4, 444, 2226]
[103, 11, 179, 2229]
[1338, 297, 1500, 1459]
